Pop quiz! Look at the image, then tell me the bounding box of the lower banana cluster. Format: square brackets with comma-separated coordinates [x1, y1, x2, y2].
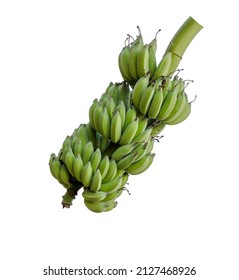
[49, 23, 198, 214]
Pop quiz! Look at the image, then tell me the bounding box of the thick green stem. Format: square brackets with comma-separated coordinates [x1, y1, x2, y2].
[164, 16, 203, 75]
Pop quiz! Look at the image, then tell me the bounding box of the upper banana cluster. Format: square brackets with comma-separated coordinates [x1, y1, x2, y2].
[49, 18, 202, 214]
[118, 27, 172, 87]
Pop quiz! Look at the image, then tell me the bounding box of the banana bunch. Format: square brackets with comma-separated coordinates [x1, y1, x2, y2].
[132, 74, 192, 125]
[118, 27, 159, 87]
[89, 83, 154, 145]
[118, 27, 175, 88]
[49, 18, 202, 213]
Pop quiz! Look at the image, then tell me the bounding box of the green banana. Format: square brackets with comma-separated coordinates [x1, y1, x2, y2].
[153, 52, 172, 79]
[129, 35, 144, 80]
[90, 169, 102, 192]
[148, 86, 164, 119]
[150, 121, 166, 137]
[137, 44, 149, 78]
[81, 161, 93, 187]
[102, 159, 118, 183]
[119, 117, 139, 145]
[93, 102, 104, 132]
[126, 153, 155, 175]
[63, 148, 75, 177]
[123, 107, 137, 132]
[104, 201, 118, 212]
[110, 111, 122, 143]
[82, 141, 94, 165]
[59, 164, 71, 186]
[101, 188, 123, 202]
[77, 124, 89, 147]
[117, 152, 138, 170]
[98, 107, 110, 139]
[111, 141, 138, 161]
[89, 99, 98, 130]
[106, 97, 116, 119]
[98, 156, 110, 179]
[84, 199, 116, 213]
[148, 46, 157, 77]
[139, 82, 156, 115]
[132, 127, 153, 143]
[118, 44, 133, 82]
[116, 100, 126, 129]
[132, 74, 150, 109]
[163, 92, 187, 124]
[49, 154, 61, 181]
[100, 176, 123, 193]
[82, 189, 108, 202]
[73, 154, 84, 182]
[134, 117, 148, 137]
[165, 100, 191, 125]
[73, 139, 83, 156]
[157, 85, 179, 120]
[90, 148, 102, 173]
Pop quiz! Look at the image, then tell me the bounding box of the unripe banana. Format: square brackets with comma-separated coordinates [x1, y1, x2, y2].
[132, 74, 150, 109]
[153, 52, 172, 80]
[90, 148, 102, 173]
[137, 44, 149, 78]
[132, 127, 153, 143]
[62, 135, 72, 149]
[104, 201, 118, 212]
[157, 85, 179, 121]
[123, 107, 137, 132]
[110, 111, 122, 143]
[163, 92, 187, 124]
[64, 148, 75, 177]
[93, 102, 104, 132]
[89, 99, 98, 130]
[49, 153, 61, 180]
[109, 83, 120, 106]
[150, 121, 166, 137]
[134, 117, 148, 137]
[77, 124, 89, 147]
[129, 35, 144, 80]
[73, 154, 84, 182]
[59, 164, 71, 186]
[84, 199, 113, 213]
[119, 117, 139, 145]
[98, 107, 111, 139]
[116, 100, 126, 129]
[106, 97, 116, 119]
[126, 153, 155, 175]
[90, 169, 102, 192]
[102, 159, 118, 183]
[85, 122, 97, 149]
[99, 134, 110, 153]
[100, 176, 123, 193]
[118, 45, 133, 82]
[148, 87, 164, 119]
[117, 152, 138, 170]
[81, 161, 93, 187]
[165, 100, 191, 125]
[101, 188, 123, 202]
[82, 189, 108, 202]
[99, 156, 110, 179]
[111, 141, 138, 161]
[148, 46, 157, 77]
[121, 172, 129, 186]
[82, 141, 94, 165]
[139, 82, 156, 115]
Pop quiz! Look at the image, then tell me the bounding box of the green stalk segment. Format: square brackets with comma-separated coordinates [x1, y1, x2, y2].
[164, 16, 203, 75]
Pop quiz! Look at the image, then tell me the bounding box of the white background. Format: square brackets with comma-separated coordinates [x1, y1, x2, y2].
[1, 0, 238, 279]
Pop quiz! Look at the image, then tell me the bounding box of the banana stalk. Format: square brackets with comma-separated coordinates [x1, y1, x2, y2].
[163, 16, 203, 75]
